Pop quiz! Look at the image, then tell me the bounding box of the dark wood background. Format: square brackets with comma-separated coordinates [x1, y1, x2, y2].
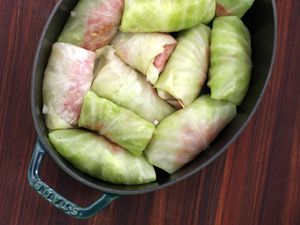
[0, 0, 299, 224]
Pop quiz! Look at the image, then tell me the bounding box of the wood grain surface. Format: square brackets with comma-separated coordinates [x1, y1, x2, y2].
[0, 0, 299, 224]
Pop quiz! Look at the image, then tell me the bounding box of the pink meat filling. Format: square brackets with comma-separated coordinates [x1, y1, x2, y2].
[176, 119, 229, 167]
[175, 123, 208, 166]
[58, 56, 95, 126]
[83, 0, 124, 51]
[153, 44, 176, 72]
[216, 4, 231, 16]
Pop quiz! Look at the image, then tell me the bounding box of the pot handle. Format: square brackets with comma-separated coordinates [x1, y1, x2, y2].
[27, 140, 119, 219]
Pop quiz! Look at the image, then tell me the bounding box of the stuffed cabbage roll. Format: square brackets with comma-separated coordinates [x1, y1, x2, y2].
[155, 24, 211, 109]
[49, 129, 156, 185]
[216, 0, 255, 18]
[92, 46, 175, 123]
[120, 0, 216, 33]
[79, 91, 155, 156]
[208, 16, 252, 105]
[112, 32, 177, 84]
[43, 43, 95, 130]
[145, 95, 237, 174]
[58, 0, 124, 51]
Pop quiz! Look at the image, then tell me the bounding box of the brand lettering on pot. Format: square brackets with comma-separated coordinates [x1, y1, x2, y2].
[34, 180, 79, 216]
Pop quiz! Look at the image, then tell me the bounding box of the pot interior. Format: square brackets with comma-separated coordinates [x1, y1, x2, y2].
[31, 0, 277, 195]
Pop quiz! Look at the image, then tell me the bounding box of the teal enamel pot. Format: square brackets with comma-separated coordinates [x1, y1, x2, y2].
[29, 0, 277, 219]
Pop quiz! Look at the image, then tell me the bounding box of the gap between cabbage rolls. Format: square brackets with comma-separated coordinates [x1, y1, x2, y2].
[58, 0, 124, 51]
[155, 24, 211, 109]
[120, 0, 216, 32]
[216, 0, 255, 18]
[79, 91, 155, 156]
[43, 43, 95, 130]
[145, 95, 237, 174]
[92, 46, 175, 124]
[49, 129, 156, 185]
[112, 32, 177, 84]
[208, 16, 252, 105]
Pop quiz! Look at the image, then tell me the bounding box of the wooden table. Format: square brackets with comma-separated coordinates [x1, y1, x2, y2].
[0, 0, 299, 224]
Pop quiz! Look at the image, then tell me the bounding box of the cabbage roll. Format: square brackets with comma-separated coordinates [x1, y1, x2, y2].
[49, 129, 156, 185]
[42, 43, 95, 130]
[79, 91, 155, 156]
[208, 16, 252, 105]
[112, 32, 177, 84]
[120, 0, 216, 33]
[92, 46, 175, 123]
[58, 0, 124, 51]
[216, 0, 255, 18]
[145, 95, 237, 174]
[155, 24, 211, 109]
